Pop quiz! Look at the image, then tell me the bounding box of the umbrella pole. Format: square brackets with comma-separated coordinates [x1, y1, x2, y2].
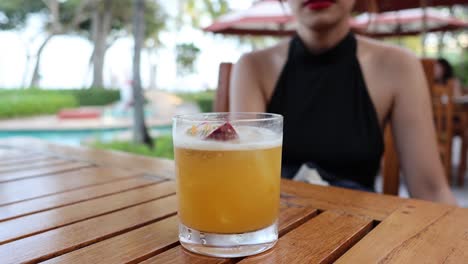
[396, 11, 402, 46]
[421, 0, 428, 57]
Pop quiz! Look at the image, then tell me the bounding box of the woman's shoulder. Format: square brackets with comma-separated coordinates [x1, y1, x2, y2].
[356, 35, 423, 81]
[236, 39, 290, 72]
[357, 35, 419, 64]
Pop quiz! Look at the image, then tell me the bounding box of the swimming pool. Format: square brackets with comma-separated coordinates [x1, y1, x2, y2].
[0, 125, 172, 146]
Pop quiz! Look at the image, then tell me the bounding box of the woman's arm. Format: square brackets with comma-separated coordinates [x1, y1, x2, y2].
[390, 52, 457, 205]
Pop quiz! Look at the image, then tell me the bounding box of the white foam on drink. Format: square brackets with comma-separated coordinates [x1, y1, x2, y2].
[173, 125, 282, 150]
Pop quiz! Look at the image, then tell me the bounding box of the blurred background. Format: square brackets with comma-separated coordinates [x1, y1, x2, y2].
[0, 0, 466, 163]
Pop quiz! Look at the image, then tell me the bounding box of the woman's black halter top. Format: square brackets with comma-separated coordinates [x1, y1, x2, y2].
[266, 32, 384, 190]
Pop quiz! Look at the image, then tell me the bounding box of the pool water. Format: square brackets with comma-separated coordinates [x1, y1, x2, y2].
[0, 126, 172, 146]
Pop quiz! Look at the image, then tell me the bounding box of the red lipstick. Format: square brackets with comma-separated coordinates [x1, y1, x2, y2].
[303, 0, 334, 10]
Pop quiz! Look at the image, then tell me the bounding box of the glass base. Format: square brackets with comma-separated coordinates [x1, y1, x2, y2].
[179, 221, 278, 258]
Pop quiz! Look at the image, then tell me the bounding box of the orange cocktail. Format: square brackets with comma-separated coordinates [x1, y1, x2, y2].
[173, 113, 283, 258]
[175, 145, 281, 233]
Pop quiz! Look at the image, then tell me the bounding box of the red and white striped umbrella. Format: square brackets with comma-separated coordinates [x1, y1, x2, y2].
[353, 0, 466, 13]
[353, 8, 468, 37]
[203, 0, 295, 36]
[203, 0, 467, 37]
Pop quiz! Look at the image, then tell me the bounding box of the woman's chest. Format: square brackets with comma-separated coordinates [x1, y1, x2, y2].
[261, 55, 394, 130]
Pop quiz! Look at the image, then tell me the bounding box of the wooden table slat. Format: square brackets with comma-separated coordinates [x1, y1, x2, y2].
[0, 161, 93, 183]
[0, 167, 141, 206]
[0, 148, 22, 156]
[0, 177, 160, 222]
[0, 196, 177, 264]
[145, 205, 319, 264]
[44, 216, 180, 264]
[0, 154, 53, 166]
[336, 200, 465, 263]
[0, 138, 175, 178]
[0, 157, 69, 173]
[0, 181, 173, 244]
[277, 205, 318, 236]
[281, 179, 403, 221]
[239, 211, 373, 264]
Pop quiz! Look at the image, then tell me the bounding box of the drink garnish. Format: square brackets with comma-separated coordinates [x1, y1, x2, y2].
[187, 122, 213, 137]
[187, 122, 239, 141]
[205, 122, 239, 141]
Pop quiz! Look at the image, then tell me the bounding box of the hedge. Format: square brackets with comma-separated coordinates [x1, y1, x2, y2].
[0, 88, 121, 119]
[176, 90, 214, 112]
[68, 89, 120, 106]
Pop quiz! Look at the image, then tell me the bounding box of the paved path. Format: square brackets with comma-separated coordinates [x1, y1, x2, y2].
[0, 91, 201, 131]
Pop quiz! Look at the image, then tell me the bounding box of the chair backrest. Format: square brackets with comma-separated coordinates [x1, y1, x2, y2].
[382, 125, 399, 195]
[420, 58, 454, 182]
[213, 63, 232, 112]
[421, 58, 435, 85]
[432, 81, 454, 181]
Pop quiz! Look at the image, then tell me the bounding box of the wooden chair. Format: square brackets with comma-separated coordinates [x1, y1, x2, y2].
[422, 58, 455, 184]
[214, 63, 233, 113]
[431, 81, 455, 184]
[382, 126, 399, 195]
[214, 62, 400, 195]
[454, 110, 467, 186]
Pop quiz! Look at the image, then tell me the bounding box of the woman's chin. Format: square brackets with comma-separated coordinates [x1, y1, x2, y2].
[299, 16, 341, 31]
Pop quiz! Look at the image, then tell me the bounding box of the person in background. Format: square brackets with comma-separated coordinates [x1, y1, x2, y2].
[435, 58, 463, 96]
[229, 0, 456, 204]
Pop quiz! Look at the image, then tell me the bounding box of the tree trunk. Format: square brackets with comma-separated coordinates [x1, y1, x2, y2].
[132, 0, 153, 148]
[90, 0, 112, 88]
[29, 34, 54, 88]
[437, 32, 446, 57]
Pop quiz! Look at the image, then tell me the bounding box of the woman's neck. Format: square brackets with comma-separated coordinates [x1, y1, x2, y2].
[296, 19, 350, 54]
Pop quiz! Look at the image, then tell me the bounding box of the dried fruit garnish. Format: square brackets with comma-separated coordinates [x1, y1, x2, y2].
[205, 122, 239, 141]
[186, 122, 214, 137]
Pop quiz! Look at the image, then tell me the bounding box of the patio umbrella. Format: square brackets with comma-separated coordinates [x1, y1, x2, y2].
[203, 0, 294, 36]
[352, 8, 468, 38]
[204, 0, 466, 37]
[353, 0, 467, 13]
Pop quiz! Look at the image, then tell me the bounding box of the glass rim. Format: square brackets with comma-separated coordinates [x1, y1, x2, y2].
[173, 112, 283, 123]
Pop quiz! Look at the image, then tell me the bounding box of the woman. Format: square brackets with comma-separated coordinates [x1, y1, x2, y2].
[229, 0, 456, 204]
[435, 58, 463, 96]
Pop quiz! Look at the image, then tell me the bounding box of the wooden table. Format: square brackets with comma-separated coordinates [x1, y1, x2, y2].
[0, 138, 467, 264]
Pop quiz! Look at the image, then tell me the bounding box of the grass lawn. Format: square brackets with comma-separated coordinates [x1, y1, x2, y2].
[91, 135, 174, 159]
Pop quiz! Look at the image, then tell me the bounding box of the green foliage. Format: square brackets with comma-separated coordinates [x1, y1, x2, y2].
[202, 0, 229, 19]
[144, 0, 167, 44]
[92, 135, 174, 159]
[0, 0, 46, 29]
[0, 88, 121, 118]
[69, 88, 120, 106]
[176, 43, 201, 76]
[76, 0, 167, 41]
[177, 91, 214, 113]
[454, 51, 468, 87]
[179, 0, 230, 28]
[0, 0, 166, 41]
[0, 89, 77, 119]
